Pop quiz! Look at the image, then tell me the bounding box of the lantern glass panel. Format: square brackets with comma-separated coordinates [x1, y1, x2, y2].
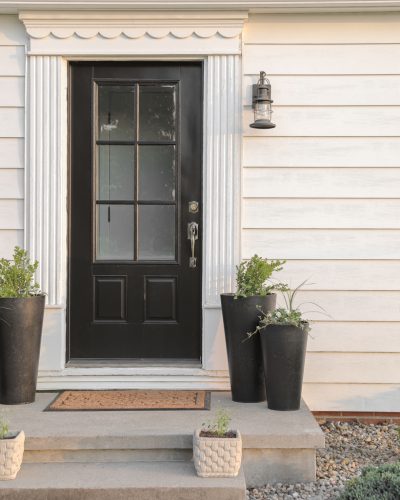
[254, 101, 272, 123]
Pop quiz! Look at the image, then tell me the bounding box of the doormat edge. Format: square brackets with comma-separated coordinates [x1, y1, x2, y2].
[44, 390, 211, 412]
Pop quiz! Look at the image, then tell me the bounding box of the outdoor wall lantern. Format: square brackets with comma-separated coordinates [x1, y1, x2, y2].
[250, 71, 276, 129]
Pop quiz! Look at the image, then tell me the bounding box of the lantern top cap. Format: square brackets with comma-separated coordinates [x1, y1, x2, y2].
[258, 71, 270, 87]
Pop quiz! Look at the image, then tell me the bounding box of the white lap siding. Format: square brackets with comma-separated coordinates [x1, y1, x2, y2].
[0, 16, 25, 258]
[243, 13, 400, 411]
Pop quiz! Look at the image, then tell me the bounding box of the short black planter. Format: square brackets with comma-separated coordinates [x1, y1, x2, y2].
[260, 324, 308, 411]
[221, 293, 276, 403]
[0, 295, 45, 404]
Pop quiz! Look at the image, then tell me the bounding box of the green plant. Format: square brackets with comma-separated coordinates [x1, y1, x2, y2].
[0, 416, 9, 439]
[235, 254, 286, 298]
[201, 409, 231, 437]
[0, 246, 40, 298]
[339, 462, 400, 500]
[246, 281, 326, 338]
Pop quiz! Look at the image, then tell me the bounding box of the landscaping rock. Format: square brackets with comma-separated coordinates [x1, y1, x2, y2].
[248, 421, 400, 500]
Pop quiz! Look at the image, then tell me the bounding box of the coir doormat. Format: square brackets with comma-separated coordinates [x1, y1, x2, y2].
[46, 390, 211, 411]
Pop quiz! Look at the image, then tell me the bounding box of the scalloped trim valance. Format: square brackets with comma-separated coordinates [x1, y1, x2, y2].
[25, 26, 243, 40]
[20, 10, 247, 39]
[20, 10, 247, 54]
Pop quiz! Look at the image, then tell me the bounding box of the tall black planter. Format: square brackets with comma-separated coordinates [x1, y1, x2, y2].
[0, 295, 45, 404]
[220, 293, 276, 403]
[260, 324, 308, 411]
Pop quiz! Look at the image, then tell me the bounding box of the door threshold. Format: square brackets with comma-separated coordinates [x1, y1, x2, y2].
[66, 359, 202, 369]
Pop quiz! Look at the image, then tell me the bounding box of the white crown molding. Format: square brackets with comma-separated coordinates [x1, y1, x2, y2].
[20, 10, 248, 40]
[2, 1, 400, 15]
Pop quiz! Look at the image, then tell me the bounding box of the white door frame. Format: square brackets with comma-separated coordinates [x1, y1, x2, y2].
[20, 10, 246, 389]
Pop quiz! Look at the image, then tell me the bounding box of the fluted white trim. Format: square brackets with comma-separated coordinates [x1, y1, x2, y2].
[25, 55, 66, 306]
[203, 55, 241, 307]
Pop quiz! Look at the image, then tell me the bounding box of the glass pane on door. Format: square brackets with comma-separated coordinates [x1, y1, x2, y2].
[98, 85, 135, 141]
[138, 145, 176, 201]
[96, 205, 135, 260]
[98, 145, 135, 201]
[139, 85, 176, 142]
[138, 205, 175, 260]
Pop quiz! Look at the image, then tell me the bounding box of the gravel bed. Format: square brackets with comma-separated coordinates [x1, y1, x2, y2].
[247, 421, 400, 500]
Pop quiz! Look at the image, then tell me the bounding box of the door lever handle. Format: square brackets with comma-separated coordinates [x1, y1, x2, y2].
[187, 222, 199, 268]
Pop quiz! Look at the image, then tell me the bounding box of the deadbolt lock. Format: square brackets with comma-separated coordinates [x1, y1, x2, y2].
[188, 201, 199, 214]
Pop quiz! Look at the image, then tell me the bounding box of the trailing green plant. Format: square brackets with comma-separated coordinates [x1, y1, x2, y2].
[0, 416, 9, 439]
[0, 246, 40, 298]
[246, 281, 327, 338]
[201, 409, 231, 438]
[235, 254, 286, 298]
[339, 461, 400, 500]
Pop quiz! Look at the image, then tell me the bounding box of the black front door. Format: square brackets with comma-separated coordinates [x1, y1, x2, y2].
[68, 62, 202, 361]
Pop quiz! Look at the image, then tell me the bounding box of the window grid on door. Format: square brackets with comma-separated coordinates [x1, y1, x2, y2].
[94, 81, 179, 263]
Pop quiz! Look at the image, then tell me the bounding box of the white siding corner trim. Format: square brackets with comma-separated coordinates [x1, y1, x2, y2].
[20, 10, 243, 384]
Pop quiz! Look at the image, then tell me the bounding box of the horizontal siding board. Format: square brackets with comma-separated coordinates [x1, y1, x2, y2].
[0, 46, 25, 76]
[278, 290, 400, 321]
[0, 139, 24, 168]
[307, 322, 400, 353]
[0, 77, 24, 107]
[0, 229, 23, 257]
[244, 13, 400, 44]
[243, 167, 400, 198]
[0, 15, 26, 46]
[242, 13, 400, 412]
[243, 229, 400, 259]
[243, 106, 400, 137]
[244, 44, 400, 75]
[244, 137, 400, 167]
[243, 199, 400, 229]
[0, 169, 23, 198]
[0, 199, 23, 229]
[243, 75, 400, 106]
[279, 260, 400, 291]
[303, 383, 400, 411]
[0, 108, 24, 138]
[304, 353, 400, 383]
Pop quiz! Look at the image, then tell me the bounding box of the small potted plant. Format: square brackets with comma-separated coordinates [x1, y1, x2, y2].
[247, 282, 320, 411]
[220, 255, 286, 402]
[0, 415, 25, 480]
[0, 247, 45, 404]
[193, 409, 241, 478]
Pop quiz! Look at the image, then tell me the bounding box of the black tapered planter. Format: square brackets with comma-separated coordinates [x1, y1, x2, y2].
[0, 295, 45, 404]
[221, 293, 276, 403]
[260, 324, 308, 411]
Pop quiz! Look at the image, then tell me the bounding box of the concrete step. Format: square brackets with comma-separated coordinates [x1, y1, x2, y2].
[1, 392, 325, 487]
[0, 461, 246, 500]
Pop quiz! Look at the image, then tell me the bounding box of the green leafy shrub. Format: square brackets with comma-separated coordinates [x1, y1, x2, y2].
[340, 462, 400, 500]
[235, 254, 286, 298]
[201, 409, 232, 437]
[0, 246, 41, 298]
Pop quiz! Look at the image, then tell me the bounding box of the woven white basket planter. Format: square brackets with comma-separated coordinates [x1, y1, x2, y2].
[193, 429, 242, 477]
[0, 431, 25, 480]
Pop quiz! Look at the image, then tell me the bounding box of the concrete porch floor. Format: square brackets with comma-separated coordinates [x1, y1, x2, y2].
[0, 391, 324, 496]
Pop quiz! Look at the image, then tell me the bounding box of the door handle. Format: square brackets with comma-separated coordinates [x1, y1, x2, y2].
[187, 222, 199, 268]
